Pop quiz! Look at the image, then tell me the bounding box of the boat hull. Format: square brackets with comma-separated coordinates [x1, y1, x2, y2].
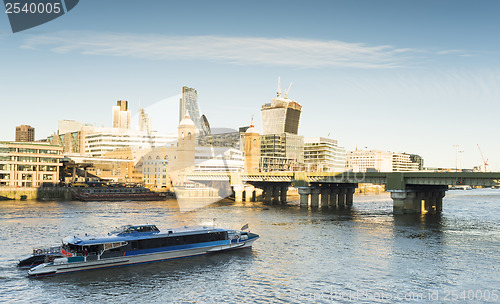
[28, 237, 257, 277]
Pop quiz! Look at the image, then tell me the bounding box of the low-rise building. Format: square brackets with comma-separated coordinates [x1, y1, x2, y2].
[0, 142, 63, 186]
[392, 153, 420, 172]
[346, 149, 422, 172]
[346, 150, 393, 172]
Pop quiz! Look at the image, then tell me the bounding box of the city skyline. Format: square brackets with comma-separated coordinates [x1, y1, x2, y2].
[1, 1, 500, 170]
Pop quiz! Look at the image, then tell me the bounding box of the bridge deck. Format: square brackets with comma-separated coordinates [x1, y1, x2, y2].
[187, 171, 500, 190]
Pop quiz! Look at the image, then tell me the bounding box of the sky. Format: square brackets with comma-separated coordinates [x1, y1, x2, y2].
[1, 0, 500, 170]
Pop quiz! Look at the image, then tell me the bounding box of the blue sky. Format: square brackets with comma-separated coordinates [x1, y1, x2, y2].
[1, 0, 500, 169]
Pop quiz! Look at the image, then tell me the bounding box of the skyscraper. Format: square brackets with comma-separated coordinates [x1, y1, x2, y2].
[15, 125, 35, 142]
[179, 86, 202, 131]
[259, 79, 304, 171]
[138, 108, 152, 133]
[261, 79, 302, 135]
[112, 100, 131, 129]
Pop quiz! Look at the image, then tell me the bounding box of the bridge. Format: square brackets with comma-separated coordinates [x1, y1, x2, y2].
[187, 171, 500, 214]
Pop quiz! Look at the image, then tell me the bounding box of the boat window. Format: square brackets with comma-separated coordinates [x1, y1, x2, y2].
[110, 225, 132, 234]
[127, 232, 227, 251]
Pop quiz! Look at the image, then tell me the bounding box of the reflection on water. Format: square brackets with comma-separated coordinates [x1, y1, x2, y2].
[0, 189, 499, 303]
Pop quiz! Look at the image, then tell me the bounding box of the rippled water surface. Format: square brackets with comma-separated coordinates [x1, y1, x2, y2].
[1, 189, 499, 303]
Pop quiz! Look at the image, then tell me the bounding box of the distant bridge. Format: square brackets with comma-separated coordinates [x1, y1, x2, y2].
[187, 171, 500, 214]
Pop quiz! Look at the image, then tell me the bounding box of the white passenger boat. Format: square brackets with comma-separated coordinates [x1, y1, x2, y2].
[27, 224, 259, 277]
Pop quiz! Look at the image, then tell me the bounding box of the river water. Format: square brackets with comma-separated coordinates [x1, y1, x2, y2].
[0, 189, 499, 303]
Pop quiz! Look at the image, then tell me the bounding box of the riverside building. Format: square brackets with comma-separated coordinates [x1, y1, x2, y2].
[392, 153, 420, 171]
[304, 137, 346, 172]
[84, 128, 177, 158]
[0, 142, 63, 186]
[345, 149, 421, 172]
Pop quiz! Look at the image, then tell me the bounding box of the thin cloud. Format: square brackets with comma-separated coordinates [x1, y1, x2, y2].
[436, 49, 465, 55]
[21, 31, 418, 69]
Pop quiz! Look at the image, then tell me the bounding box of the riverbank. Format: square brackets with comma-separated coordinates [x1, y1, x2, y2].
[0, 187, 71, 201]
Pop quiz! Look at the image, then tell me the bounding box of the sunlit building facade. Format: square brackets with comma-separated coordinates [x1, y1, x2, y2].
[346, 150, 421, 172]
[304, 137, 346, 172]
[0, 142, 63, 186]
[85, 128, 177, 157]
[15, 125, 35, 142]
[260, 133, 304, 171]
[112, 100, 131, 129]
[261, 98, 302, 135]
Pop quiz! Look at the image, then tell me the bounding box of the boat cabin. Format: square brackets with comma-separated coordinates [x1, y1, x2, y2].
[61, 225, 229, 261]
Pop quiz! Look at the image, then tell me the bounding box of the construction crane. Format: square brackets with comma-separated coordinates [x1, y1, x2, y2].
[284, 82, 293, 99]
[276, 77, 281, 98]
[477, 144, 488, 172]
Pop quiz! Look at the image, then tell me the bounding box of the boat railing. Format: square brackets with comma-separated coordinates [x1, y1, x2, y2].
[33, 246, 62, 256]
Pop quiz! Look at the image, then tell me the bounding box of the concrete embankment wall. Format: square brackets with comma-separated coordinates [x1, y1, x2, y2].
[0, 187, 72, 201]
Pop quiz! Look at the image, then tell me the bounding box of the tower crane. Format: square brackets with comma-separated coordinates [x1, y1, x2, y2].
[276, 77, 281, 98]
[477, 144, 488, 172]
[284, 82, 293, 99]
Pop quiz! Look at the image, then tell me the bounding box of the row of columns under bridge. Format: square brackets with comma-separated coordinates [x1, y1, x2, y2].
[231, 183, 358, 208]
[297, 184, 357, 208]
[231, 183, 447, 214]
[232, 183, 289, 204]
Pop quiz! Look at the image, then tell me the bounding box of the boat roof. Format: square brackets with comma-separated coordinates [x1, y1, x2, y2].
[62, 224, 228, 246]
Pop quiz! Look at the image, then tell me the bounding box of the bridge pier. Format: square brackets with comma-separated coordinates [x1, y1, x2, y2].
[390, 187, 447, 214]
[329, 188, 338, 207]
[310, 188, 320, 207]
[244, 187, 253, 202]
[346, 188, 355, 207]
[263, 186, 273, 204]
[233, 185, 244, 203]
[280, 185, 288, 204]
[337, 188, 346, 208]
[436, 193, 443, 212]
[298, 187, 311, 207]
[321, 187, 330, 207]
[272, 186, 281, 204]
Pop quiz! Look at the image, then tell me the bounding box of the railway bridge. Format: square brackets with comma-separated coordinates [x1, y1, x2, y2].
[187, 171, 500, 214]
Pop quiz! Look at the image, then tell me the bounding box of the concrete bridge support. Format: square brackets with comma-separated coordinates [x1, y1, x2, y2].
[272, 186, 280, 204]
[298, 187, 311, 207]
[296, 184, 357, 209]
[280, 186, 288, 204]
[329, 188, 338, 207]
[337, 188, 346, 208]
[390, 187, 447, 214]
[320, 188, 330, 207]
[345, 188, 355, 207]
[310, 188, 320, 207]
[233, 185, 244, 202]
[244, 187, 254, 202]
[263, 186, 273, 204]
[435, 193, 443, 212]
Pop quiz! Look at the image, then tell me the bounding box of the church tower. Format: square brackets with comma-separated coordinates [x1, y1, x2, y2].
[244, 121, 260, 173]
[177, 114, 196, 173]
